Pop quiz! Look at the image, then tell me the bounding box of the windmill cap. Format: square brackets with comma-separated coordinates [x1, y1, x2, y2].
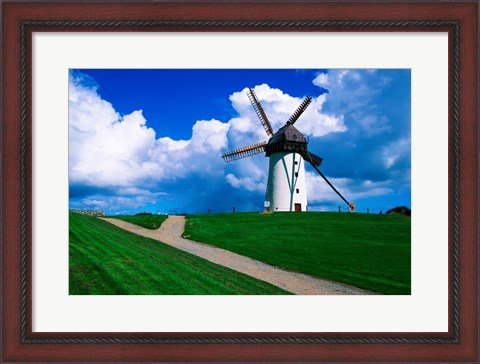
[268, 125, 307, 144]
[265, 125, 308, 156]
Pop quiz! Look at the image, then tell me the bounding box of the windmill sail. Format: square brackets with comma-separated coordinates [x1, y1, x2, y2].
[247, 88, 274, 137]
[221, 141, 267, 163]
[284, 96, 312, 126]
[302, 151, 323, 166]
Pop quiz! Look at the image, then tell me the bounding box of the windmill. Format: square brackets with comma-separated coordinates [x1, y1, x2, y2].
[221, 87, 356, 213]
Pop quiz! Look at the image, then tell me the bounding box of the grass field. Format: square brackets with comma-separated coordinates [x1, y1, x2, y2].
[110, 214, 168, 230]
[184, 212, 411, 294]
[69, 212, 290, 295]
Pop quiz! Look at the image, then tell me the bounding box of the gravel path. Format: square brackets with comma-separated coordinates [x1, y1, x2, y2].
[101, 216, 374, 295]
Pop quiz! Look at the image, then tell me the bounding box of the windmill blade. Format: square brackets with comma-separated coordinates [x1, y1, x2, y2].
[284, 96, 313, 127]
[307, 160, 352, 207]
[302, 151, 323, 167]
[221, 141, 267, 163]
[247, 88, 274, 137]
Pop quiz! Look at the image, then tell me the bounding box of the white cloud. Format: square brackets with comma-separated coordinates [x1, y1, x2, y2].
[73, 194, 159, 211]
[306, 172, 392, 205]
[69, 77, 157, 187]
[312, 73, 329, 87]
[190, 119, 229, 152]
[382, 138, 410, 168]
[70, 186, 168, 212]
[306, 172, 352, 204]
[116, 187, 167, 197]
[69, 77, 229, 189]
[228, 84, 346, 142]
[225, 173, 266, 192]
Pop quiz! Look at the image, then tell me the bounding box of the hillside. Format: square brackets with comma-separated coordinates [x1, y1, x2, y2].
[69, 212, 290, 295]
[184, 212, 411, 294]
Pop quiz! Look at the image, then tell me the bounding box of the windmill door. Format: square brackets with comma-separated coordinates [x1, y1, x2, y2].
[294, 203, 301, 212]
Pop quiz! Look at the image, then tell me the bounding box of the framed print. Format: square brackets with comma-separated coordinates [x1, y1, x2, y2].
[2, 1, 478, 362]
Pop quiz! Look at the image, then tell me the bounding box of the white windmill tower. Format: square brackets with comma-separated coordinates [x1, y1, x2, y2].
[221, 87, 356, 213]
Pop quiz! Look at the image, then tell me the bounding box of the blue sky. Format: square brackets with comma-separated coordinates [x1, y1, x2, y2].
[69, 69, 410, 215]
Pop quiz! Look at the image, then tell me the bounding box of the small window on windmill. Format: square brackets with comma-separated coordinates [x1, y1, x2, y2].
[295, 161, 298, 165]
[295, 172, 298, 177]
[296, 189, 299, 194]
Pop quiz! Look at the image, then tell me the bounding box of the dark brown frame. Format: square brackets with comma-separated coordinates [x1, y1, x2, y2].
[2, 1, 478, 362]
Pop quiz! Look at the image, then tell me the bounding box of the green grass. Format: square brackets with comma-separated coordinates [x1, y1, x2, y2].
[110, 214, 168, 230]
[69, 212, 290, 295]
[184, 212, 411, 295]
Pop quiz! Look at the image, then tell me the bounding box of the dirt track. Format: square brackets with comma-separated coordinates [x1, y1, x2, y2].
[101, 216, 374, 295]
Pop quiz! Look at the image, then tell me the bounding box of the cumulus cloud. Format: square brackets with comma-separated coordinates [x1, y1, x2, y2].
[228, 84, 346, 140]
[312, 72, 329, 87]
[69, 75, 228, 188]
[225, 173, 266, 192]
[69, 75, 156, 187]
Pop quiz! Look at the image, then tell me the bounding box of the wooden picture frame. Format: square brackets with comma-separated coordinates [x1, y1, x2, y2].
[2, 1, 478, 362]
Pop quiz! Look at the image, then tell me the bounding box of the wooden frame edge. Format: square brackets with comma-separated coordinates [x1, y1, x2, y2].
[2, 1, 478, 362]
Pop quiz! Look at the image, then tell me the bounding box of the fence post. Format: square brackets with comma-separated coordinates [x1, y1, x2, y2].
[367, 208, 370, 214]
[338, 206, 341, 213]
[233, 207, 236, 213]
[208, 209, 211, 214]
